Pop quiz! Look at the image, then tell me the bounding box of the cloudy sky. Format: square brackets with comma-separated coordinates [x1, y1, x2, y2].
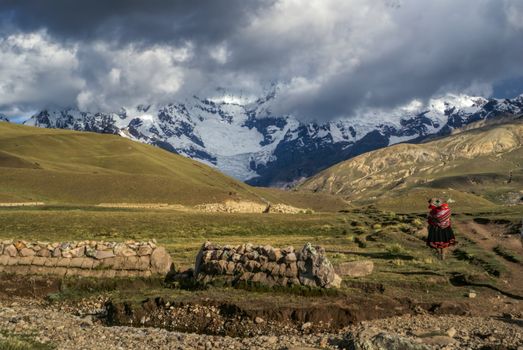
[1, 0, 523, 121]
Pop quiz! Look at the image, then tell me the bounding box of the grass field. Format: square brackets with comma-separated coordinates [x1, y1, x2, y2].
[1, 122, 521, 309]
[1, 205, 518, 284]
[0, 122, 345, 211]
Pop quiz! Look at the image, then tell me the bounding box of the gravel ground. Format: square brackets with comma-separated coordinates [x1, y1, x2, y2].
[0, 298, 522, 349]
[0, 299, 331, 350]
[345, 313, 523, 349]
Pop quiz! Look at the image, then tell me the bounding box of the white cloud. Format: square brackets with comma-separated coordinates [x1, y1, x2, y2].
[0, 32, 82, 113]
[505, 0, 523, 29]
[1, 0, 523, 120]
[209, 44, 229, 64]
[75, 41, 192, 111]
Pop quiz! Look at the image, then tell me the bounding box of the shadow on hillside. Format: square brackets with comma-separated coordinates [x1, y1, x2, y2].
[326, 249, 415, 261]
[449, 273, 523, 301]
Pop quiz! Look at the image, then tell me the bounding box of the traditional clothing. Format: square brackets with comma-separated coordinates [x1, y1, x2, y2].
[427, 199, 456, 249]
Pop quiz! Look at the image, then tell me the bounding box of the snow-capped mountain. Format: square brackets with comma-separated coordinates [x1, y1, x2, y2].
[0, 114, 9, 122]
[24, 92, 523, 186]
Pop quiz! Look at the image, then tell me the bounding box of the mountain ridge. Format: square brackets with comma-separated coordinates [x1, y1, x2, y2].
[24, 92, 523, 186]
[298, 118, 523, 211]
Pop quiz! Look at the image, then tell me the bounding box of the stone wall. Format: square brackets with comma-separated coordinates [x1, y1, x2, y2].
[0, 240, 173, 278]
[194, 242, 341, 288]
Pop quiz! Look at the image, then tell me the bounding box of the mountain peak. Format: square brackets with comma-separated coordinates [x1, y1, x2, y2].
[24, 93, 523, 186]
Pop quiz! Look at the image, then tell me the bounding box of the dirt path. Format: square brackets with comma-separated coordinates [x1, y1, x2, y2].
[454, 220, 523, 294]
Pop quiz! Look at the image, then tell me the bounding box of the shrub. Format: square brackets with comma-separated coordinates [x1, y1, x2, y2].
[391, 259, 405, 266]
[372, 223, 382, 230]
[386, 243, 406, 255]
[412, 218, 424, 228]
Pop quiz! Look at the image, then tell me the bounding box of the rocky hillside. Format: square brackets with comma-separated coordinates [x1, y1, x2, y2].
[24, 92, 523, 186]
[299, 119, 523, 210]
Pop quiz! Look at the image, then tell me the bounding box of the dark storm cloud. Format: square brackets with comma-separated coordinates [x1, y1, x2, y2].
[0, 0, 272, 46]
[261, 0, 523, 119]
[1, 0, 523, 120]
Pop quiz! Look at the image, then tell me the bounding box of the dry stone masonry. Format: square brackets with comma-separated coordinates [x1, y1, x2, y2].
[194, 242, 341, 288]
[0, 240, 173, 277]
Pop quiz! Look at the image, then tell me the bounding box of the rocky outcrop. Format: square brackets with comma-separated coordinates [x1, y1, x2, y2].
[194, 242, 341, 288]
[0, 240, 173, 277]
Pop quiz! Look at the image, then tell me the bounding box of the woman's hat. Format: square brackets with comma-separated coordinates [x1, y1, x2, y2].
[428, 198, 443, 207]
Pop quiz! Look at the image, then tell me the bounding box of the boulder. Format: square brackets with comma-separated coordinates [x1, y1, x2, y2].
[19, 248, 35, 257]
[114, 243, 136, 257]
[95, 250, 115, 260]
[336, 260, 374, 278]
[278, 263, 287, 277]
[85, 246, 97, 258]
[18, 256, 34, 265]
[137, 245, 153, 256]
[96, 243, 109, 251]
[52, 247, 62, 258]
[211, 249, 223, 260]
[37, 248, 50, 257]
[258, 255, 269, 264]
[136, 256, 150, 270]
[226, 261, 236, 275]
[212, 260, 228, 274]
[120, 248, 137, 257]
[284, 252, 297, 263]
[32, 257, 47, 266]
[14, 241, 26, 251]
[285, 263, 298, 278]
[150, 247, 173, 274]
[327, 274, 342, 289]
[260, 245, 272, 256]
[121, 256, 140, 270]
[282, 246, 294, 254]
[231, 253, 241, 262]
[70, 257, 86, 268]
[298, 243, 340, 288]
[0, 255, 8, 265]
[246, 250, 259, 260]
[194, 244, 205, 276]
[267, 248, 282, 262]
[245, 260, 261, 272]
[4, 245, 17, 257]
[70, 246, 85, 258]
[251, 272, 268, 284]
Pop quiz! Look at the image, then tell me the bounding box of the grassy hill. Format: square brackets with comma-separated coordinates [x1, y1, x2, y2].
[0, 122, 345, 210]
[299, 120, 523, 212]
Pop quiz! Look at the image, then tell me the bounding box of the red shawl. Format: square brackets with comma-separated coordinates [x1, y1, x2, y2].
[428, 203, 451, 228]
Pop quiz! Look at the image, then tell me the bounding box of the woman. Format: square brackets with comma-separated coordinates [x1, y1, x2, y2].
[427, 198, 456, 260]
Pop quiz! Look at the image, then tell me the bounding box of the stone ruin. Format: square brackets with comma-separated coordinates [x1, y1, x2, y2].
[194, 242, 341, 288]
[0, 239, 173, 277]
[0, 239, 348, 289]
